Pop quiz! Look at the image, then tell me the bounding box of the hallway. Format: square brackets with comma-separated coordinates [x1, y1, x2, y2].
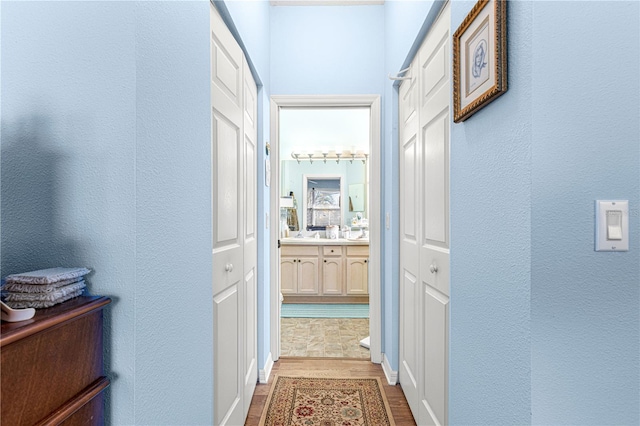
[245, 358, 415, 425]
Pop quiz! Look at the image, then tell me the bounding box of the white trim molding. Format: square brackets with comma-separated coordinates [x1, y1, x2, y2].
[269, 95, 382, 365]
[271, 0, 384, 6]
[382, 354, 398, 385]
[259, 352, 274, 384]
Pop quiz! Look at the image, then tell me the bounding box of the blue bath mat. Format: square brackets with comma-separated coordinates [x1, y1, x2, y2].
[281, 304, 369, 318]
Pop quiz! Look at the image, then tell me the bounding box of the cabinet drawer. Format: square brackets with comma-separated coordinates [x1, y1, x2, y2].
[1, 307, 104, 426]
[323, 246, 342, 256]
[281, 245, 319, 256]
[347, 245, 369, 257]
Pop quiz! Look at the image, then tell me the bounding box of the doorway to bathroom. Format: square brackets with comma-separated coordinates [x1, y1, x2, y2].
[269, 95, 381, 363]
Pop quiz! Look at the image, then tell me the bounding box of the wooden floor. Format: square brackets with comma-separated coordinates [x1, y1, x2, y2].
[245, 357, 416, 425]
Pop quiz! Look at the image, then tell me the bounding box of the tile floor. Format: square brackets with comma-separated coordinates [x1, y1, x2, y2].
[280, 317, 370, 358]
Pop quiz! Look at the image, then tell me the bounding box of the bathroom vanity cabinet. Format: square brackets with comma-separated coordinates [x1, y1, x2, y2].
[280, 240, 369, 303]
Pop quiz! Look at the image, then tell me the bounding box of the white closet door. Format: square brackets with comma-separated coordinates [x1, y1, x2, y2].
[418, 3, 450, 425]
[211, 4, 245, 425]
[399, 62, 421, 418]
[399, 3, 451, 425]
[242, 58, 258, 418]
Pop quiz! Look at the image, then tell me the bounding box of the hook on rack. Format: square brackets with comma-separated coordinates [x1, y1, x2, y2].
[388, 66, 412, 81]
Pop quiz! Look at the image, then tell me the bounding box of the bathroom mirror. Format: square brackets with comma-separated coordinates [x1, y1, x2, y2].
[279, 107, 370, 231]
[348, 183, 365, 212]
[302, 175, 343, 231]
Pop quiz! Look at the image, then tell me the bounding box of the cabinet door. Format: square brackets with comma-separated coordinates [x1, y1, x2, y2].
[346, 258, 368, 295]
[297, 258, 319, 295]
[280, 258, 297, 294]
[322, 258, 343, 295]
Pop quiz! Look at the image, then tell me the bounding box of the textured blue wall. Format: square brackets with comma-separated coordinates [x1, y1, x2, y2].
[1, 2, 138, 423]
[270, 5, 384, 96]
[530, 1, 640, 424]
[135, 2, 213, 424]
[449, 1, 532, 424]
[2, 2, 213, 424]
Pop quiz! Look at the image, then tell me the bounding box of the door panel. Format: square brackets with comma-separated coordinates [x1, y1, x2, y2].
[213, 286, 241, 426]
[346, 258, 368, 295]
[280, 258, 297, 294]
[400, 3, 451, 425]
[322, 259, 343, 295]
[242, 59, 258, 417]
[423, 112, 449, 246]
[213, 113, 240, 248]
[211, 4, 250, 425]
[399, 63, 421, 418]
[401, 270, 419, 390]
[402, 135, 418, 241]
[297, 259, 319, 294]
[417, 4, 451, 426]
[422, 285, 449, 426]
[243, 269, 257, 415]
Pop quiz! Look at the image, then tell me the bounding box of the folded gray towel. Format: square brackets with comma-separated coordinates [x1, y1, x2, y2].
[5, 267, 90, 284]
[4, 281, 86, 309]
[3, 278, 85, 293]
[4, 288, 85, 309]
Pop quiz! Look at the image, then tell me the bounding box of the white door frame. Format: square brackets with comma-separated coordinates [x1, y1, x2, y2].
[269, 95, 382, 365]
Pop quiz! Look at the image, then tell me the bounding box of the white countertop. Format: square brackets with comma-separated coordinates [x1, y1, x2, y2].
[280, 237, 369, 246]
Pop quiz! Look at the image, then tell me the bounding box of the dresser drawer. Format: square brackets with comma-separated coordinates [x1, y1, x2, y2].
[1, 296, 110, 426]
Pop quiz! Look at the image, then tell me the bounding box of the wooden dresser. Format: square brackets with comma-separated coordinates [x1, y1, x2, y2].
[1, 296, 111, 425]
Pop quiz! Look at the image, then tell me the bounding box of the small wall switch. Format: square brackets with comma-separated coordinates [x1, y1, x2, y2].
[595, 200, 629, 251]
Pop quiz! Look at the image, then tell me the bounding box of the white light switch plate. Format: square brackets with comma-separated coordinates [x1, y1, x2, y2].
[595, 200, 629, 251]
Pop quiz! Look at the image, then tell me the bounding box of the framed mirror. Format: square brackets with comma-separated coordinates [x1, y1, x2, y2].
[348, 183, 365, 212]
[302, 175, 343, 230]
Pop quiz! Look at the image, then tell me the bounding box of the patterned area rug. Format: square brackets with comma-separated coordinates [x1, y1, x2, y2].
[259, 375, 395, 426]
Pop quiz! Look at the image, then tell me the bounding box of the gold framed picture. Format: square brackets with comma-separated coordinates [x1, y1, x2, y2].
[453, 0, 507, 123]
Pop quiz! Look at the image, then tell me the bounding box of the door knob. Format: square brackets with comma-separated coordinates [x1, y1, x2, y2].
[429, 264, 438, 273]
[225, 263, 234, 272]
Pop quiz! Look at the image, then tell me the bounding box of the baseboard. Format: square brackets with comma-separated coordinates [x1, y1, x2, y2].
[381, 353, 398, 385]
[259, 352, 274, 384]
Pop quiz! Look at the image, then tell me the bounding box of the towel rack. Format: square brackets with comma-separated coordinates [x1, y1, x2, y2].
[388, 66, 412, 81]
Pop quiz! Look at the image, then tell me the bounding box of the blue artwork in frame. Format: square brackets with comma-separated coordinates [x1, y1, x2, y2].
[453, 0, 507, 123]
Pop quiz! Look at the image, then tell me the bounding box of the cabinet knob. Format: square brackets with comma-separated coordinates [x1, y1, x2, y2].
[364, 259, 368, 263]
[429, 264, 438, 273]
[324, 260, 327, 263]
[225, 263, 234, 272]
[331, 249, 334, 253]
